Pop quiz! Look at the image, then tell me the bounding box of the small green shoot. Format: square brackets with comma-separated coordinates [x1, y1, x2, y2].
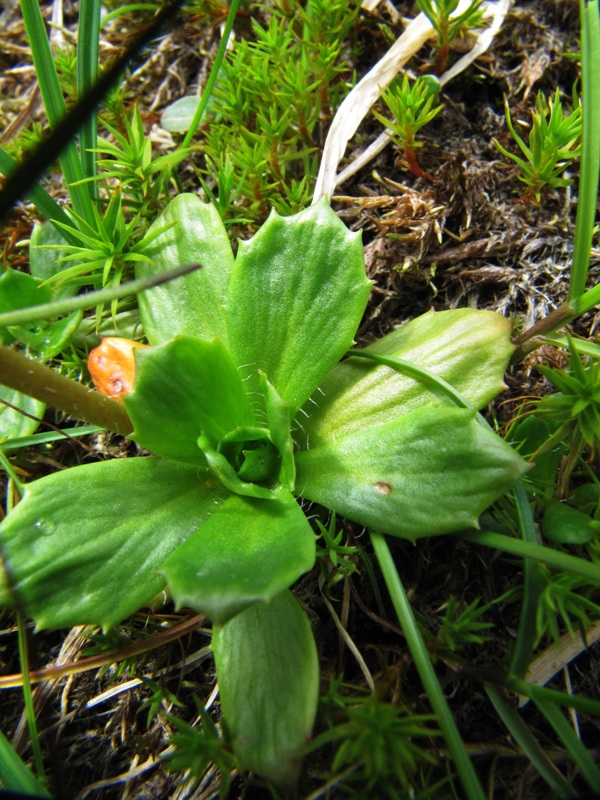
[415, 0, 487, 74]
[536, 571, 600, 644]
[520, 337, 600, 493]
[81, 628, 141, 679]
[500, 569, 600, 646]
[494, 89, 582, 203]
[535, 341, 600, 455]
[435, 596, 494, 653]
[373, 74, 443, 181]
[312, 690, 439, 797]
[85, 106, 195, 219]
[52, 43, 79, 105]
[40, 191, 176, 326]
[163, 705, 236, 798]
[1, 122, 46, 163]
[196, 0, 361, 220]
[315, 512, 360, 588]
[138, 677, 184, 728]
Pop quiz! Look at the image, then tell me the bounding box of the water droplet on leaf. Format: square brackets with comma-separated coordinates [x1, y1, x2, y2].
[34, 517, 57, 536]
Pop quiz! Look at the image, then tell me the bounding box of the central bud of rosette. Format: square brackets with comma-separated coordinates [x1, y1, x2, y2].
[197, 424, 288, 499]
[219, 429, 281, 483]
[194, 367, 297, 501]
[124, 337, 296, 500]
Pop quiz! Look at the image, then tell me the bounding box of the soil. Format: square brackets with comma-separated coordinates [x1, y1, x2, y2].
[1, 1, 600, 799]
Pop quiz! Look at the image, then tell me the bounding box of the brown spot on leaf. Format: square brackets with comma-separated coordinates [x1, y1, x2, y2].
[374, 482, 392, 496]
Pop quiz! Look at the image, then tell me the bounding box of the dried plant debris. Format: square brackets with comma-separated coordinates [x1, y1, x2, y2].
[2, 1, 600, 798]
[329, 1, 588, 330]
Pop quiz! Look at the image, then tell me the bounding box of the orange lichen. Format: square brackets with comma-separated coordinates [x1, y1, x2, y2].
[88, 338, 148, 403]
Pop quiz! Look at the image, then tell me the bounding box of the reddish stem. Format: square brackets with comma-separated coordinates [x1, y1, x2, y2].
[405, 147, 435, 182]
[435, 44, 449, 77]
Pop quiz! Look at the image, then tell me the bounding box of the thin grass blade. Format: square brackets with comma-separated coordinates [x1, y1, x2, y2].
[371, 531, 486, 800]
[0, 731, 51, 797]
[456, 530, 600, 585]
[534, 698, 600, 791]
[508, 482, 546, 679]
[77, 0, 102, 196]
[569, 0, 600, 301]
[0, 0, 184, 222]
[485, 684, 576, 797]
[20, 0, 95, 226]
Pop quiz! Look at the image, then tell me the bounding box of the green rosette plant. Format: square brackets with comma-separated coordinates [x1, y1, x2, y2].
[0, 196, 526, 788]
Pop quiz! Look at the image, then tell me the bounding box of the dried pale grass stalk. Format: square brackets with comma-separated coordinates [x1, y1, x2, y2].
[314, 0, 512, 202]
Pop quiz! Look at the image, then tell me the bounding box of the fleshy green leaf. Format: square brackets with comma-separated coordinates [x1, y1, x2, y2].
[0, 263, 80, 357]
[0, 269, 51, 346]
[569, 483, 600, 515]
[212, 590, 319, 788]
[29, 220, 78, 298]
[0, 457, 225, 630]
[226, 200, 371, 413]
[508, 416, 566, 504]
[0, 268, 51, 312]
[295, 405, 528, 541]
[162, 490, 315, 624]
[126, 336, 254, 464]
[42, 310, 83, 360]
[298, 308, 514, 447]
[197, 431, 277, 500]
[136, 194, 234, 344]
[160, 96, 200, 133]
[0, 384, 45, 441]
[541, 501, 597, 545]
[15, 309, 82, 361]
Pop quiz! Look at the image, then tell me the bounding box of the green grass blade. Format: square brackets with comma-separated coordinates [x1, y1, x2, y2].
[572, 282, 600, 316]
[508, 482, 546, 679]
[0, 426, 105, 453]
[456, 530, 600, 584]
[371, 531, 486, 800]
[180, 0, 241, 149]
[0, 732, 51, 797]
[77, 0, 102, 193]
[16, 613, 47, 790]
[541, 333, 600, 359]
[570, 0, 600, 301]
[534, 698, 600, 791]
[20, 0, 96, 227]
[0, 2, 183, 222]
[485, 685, 576, 797]
[511, 679, 600, 717]
[345, 349, 473, 410]
[20, 0, 69, 129]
